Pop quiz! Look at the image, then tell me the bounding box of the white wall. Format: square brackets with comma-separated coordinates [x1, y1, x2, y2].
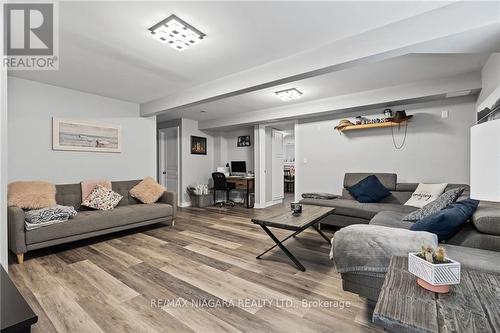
[8, 77, 156, 184]
[216, 129, 254, 171]
[296, 97, 476, 196]
[284, 132, 295, 163]
[0, 3, 8, 269]
[477, 53, 500, 108]
[180, 118, 214, 205]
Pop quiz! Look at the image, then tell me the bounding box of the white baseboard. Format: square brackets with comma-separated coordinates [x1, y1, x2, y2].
[253, 203, 266, 209]
[265, 199, 283, 207]
[179, 202, 191, 208]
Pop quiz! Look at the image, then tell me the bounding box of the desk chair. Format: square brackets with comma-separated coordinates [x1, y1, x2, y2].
[212, 172, 235, 207]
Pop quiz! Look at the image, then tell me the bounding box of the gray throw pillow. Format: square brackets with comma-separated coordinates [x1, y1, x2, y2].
[403, 187, 465, 221]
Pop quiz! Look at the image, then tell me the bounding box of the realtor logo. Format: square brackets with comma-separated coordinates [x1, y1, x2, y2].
[3, 3, 58, 70]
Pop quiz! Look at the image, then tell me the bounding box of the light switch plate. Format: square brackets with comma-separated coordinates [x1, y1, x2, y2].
[441, 110, 449, 118]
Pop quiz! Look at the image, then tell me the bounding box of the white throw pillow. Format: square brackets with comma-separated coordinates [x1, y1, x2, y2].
[404, 183, 448, 208]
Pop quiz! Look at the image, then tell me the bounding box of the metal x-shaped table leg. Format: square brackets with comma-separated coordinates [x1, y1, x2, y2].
[256, 225, 306, 271]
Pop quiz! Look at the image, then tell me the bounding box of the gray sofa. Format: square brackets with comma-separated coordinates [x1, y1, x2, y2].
[8, 180, 177, 264]
[302, 173, 500, 302]
[300, 172, 469, 228]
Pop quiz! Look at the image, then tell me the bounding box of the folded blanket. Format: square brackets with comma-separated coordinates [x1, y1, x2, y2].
[25, 205, 77, 231]
[330, 224, 437, 274]
[301, 192, 338, 200]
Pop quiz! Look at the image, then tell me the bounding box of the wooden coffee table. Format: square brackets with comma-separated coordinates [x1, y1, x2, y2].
[252, 205, 334, 271]
[373, 256, 500, 333]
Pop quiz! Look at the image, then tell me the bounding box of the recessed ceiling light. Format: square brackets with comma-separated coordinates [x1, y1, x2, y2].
[149, 14, 205, 51]
[275, 88, 303, 101]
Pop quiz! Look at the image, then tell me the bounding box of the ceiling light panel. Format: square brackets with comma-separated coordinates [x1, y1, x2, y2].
[275, 88, 303, 101]
[149, 15, 205, 51]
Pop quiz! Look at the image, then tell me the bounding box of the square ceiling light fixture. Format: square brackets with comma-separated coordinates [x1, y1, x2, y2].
[275, 88, 303, 101]
[149, 14, 206, 51]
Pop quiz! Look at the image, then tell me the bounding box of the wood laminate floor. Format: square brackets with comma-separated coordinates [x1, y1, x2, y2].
[8, 200, 383, 333]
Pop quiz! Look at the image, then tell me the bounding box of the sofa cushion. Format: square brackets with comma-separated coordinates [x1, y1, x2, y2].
[403, 187, 465, 221]
[301, 198, 417, 220]
[112, 180, 142, 206]
[444, 244, 500, 275]
[56, 183, 84, 210]
[342, 189, 413, 204]
[448, 223, 500, 252]
[370, 211, 414, 229]
[347, 175, 391, 203]
[410, 199, 479, 242]
[344, 173, 397, 191]
[404, 183, 448, 208]
[26, 203, 173, 244]
[471, 206, 500, 236]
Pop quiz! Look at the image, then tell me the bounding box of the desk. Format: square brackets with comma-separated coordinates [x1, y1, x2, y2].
[226, 176, 255, 208]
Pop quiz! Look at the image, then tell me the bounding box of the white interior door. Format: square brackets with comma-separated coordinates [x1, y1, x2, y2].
[159, 127, 179, 200]
[271, 129, 284, 201]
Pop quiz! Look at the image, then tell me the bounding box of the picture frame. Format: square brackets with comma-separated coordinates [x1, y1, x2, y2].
[191, 136, 207, 155]
[52, 118, 122, 153]
[237, 135, 251, 147]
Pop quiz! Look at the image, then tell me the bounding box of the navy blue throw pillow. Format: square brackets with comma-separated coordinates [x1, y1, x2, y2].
[346, 175, 391, 203]
[410, 198, 479, 242]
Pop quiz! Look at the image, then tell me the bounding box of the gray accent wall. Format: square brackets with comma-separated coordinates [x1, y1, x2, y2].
[7, 77, 156, 184]
[296, 97, 476, 197]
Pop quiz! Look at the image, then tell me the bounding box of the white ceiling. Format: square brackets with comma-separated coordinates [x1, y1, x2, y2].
[158, 53, 489, 122]
[9, 1, 451, 103]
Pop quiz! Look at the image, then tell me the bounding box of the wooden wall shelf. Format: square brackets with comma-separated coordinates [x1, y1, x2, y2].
[339, 121, 408, 132]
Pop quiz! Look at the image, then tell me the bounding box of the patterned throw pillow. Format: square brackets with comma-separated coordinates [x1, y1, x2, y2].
[129, 177, 166, 204]
[403, 187, 465, 221]
[82, 185, 123, 210]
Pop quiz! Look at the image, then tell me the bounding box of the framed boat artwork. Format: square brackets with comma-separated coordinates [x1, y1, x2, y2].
[52, 118, 122, 153]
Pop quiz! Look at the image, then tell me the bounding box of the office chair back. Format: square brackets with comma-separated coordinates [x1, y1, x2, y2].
[212, 172, 228, 190]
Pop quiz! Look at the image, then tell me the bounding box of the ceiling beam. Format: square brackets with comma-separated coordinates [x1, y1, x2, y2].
[140, 1, 499, 117]
[198, 72, 481, 130]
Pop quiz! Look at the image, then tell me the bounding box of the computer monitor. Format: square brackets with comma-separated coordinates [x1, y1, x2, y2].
[231, 161, 247, 174]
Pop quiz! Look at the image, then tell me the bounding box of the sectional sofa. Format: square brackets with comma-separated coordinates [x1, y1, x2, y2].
[8, 180, 177, 264]
[301, 173, 500, 301]
[300, 173, 469, 228]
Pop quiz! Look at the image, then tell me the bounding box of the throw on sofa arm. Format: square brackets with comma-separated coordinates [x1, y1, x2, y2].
[159, 191, 177, 218]
[8, 206, 27, 257]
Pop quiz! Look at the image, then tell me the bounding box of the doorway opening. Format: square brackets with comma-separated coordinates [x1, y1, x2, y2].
[260, 121, 296, 207]
[283, 129, 295, 202]
[158, 126, 180, 206]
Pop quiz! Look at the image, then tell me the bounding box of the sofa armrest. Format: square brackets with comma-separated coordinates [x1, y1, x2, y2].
[159, 191, 177, 218]
[8, 206, 27, 254]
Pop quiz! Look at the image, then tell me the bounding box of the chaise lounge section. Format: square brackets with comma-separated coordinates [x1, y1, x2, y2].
[8, 180, 177, 263]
